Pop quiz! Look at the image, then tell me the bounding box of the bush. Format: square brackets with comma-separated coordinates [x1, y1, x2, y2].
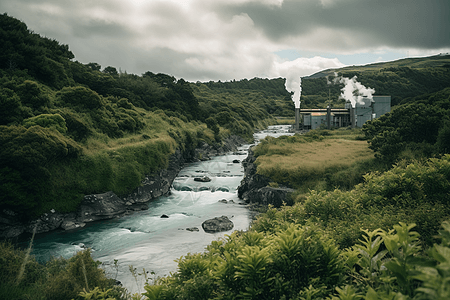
[23, 114, 67, 134]
[0, 125, 82, 216]
[0, 87, 25, 125]
[57, 86, 105, 110]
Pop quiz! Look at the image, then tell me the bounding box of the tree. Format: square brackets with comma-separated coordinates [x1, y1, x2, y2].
[57, 86, 105, 110]
[363, 101, 449, 161]
[0, 88, 23, 125]
[23, 114, 68, 134]
[86, 62, 101, 71]
[205, 117, 220, 135]
[17, 80, 50, 109]
[103, 66, 118, 76]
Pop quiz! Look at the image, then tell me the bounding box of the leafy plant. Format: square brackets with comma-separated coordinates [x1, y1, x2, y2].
[414, 221, 450, 300]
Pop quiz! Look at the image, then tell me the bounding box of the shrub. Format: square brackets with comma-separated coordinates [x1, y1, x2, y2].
[57, 86, 105, 110]
[23, 113, 67, 134]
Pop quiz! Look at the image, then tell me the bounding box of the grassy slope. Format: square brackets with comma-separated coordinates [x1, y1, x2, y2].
[253, 129, 380, 193]
[305, 54, 450, 78]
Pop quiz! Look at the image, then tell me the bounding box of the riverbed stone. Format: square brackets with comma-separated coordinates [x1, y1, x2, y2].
[202, 216, 234, 233]
[79, 191, 127, 222]
[186, 227, 199, 232]
[61, 219, 86, 231]
[194, 176, 211, 182]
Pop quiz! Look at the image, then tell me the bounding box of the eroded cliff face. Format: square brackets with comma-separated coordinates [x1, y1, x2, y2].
[238, 148, 295, 208]
[0, 136, 247, 239]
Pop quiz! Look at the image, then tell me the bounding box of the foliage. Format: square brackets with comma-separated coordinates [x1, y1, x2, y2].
[143, 224, 344, 300]
[191, 80, 290, 140]
[251, 155, 450, 248]
[0, 87, 27, 124]
[23, 113, 67, 134]
[0, 242, 126, 300]
[142, 220, 450, 300]
[362, 99, 449, 162]
[0, 125, 82, 217]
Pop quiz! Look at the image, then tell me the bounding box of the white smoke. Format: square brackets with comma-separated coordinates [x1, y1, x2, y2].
[271, 56, 344, 109]
[332, 75, 375, 107]
[285, 76, 301, 108]
[326, 72, 338, 85]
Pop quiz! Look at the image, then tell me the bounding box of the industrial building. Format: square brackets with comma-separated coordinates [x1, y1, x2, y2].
[294, 95, 391, 130]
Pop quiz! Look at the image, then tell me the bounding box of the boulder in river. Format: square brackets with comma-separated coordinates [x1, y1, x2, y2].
[186, 227, 199, 232]
[202, 216, 234, 233]
[160, 214, 169, 218]
[61, 219, 86, 231]
[194, 176, 211, 182]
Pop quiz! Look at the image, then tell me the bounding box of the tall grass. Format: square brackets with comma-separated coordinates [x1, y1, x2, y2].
[254, 129, 383, 193]
[16, 225, 37, 286]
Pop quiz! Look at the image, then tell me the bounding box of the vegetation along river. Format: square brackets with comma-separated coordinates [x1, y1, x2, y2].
[29, 125, 293, 294]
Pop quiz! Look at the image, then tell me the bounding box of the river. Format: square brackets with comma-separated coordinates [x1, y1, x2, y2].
[29, 125, 293, 294]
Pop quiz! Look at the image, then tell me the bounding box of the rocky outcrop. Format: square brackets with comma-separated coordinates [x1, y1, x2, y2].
[202, 216, 234, 233]
[238, 148, 295, 208]
[0, 209, 26, 239]
[243, 186, 295, 207]
[1, 135, 247, 239]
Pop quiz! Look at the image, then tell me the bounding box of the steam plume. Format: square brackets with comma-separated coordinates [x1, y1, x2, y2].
[328, 74, 375, 107]
[338, 76, 375, 107]
[326, 72, 338, 85]
[285, 76, 301, 108]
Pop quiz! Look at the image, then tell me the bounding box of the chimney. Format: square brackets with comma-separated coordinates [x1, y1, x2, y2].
[295, 107, 300, 131]
[327, 105, 331, 129]
[350, 106, 355, 128]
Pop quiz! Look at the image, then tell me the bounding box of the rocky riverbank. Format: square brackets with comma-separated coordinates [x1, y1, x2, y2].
[238, 147, 295, 208]
[0, 135, 247, 240]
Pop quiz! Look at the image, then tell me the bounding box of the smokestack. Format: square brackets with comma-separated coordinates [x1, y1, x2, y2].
[350, 106, 355, 128]
[295, 107, 300, 131]
[327, 105, 331, 129]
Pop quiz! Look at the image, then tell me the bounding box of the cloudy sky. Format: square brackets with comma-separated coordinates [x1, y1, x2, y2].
[1, 0, 449, 83]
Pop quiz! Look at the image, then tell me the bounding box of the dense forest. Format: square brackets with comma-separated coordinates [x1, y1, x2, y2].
[2, 12, 450, 300]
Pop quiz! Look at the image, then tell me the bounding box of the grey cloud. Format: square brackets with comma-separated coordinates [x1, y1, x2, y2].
[126, 47, 226, 81]
[72, 19, 133, 39]
[214, 0, 450, 50]
[1, 0, 449, 82]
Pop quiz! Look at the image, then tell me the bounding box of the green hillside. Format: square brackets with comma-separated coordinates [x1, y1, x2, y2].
[302, 54, 450, 107]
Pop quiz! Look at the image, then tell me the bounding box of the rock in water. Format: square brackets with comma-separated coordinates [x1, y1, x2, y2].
[160, 214, 169, 218]
[186, 227, 199, 232]
[194, 176, 211, 182]
[202, 216, 234, 233]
